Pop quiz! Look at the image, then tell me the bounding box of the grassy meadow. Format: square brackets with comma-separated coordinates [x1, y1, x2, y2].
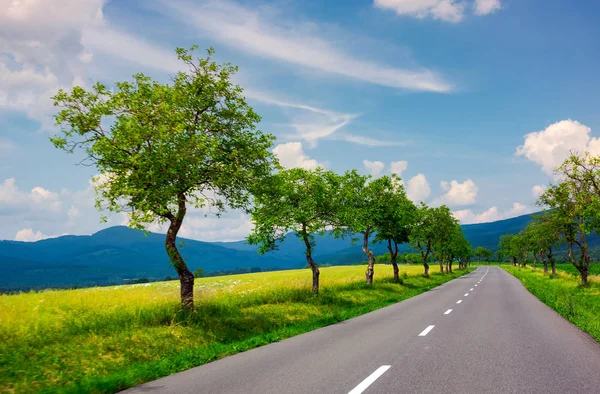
[0, 264, 473, 393]
[502, 265, 600, 342]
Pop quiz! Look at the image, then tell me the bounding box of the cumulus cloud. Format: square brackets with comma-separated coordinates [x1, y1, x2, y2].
[390, 160, 409, 176]
[406, 173, 431, 202]
[273, 142, 321, 170]
[374, 0, 467, 23]
[14, 228, 54, 242]
[439, 179, 478, 206]
[453, 202, 533, 224]
[516, 119, 600, 175]
[532, 185, 546, 198]
[474, 0, 501, 15]
[364, 160, 386, 177]
[160, 0, 452, 92]
[0, 178, 62, 213]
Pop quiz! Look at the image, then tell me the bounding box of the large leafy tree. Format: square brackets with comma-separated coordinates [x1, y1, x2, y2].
[51, 46, 275, 308]
[247, 167, 338, 295]
[409, 203, 436, 276]
[429, 205, 460, 273]
[333, 172, 395, 285]
[373, 176, 416, 283]
[538, 182, 592, 285]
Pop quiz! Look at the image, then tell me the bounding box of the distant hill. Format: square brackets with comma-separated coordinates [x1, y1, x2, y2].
[3, 211, 587, 291]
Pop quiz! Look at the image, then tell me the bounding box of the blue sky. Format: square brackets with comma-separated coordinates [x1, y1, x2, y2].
[1, 0, 599, 241]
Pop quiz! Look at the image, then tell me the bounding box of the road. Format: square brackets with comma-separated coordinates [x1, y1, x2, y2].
[125, 266, 600, 393]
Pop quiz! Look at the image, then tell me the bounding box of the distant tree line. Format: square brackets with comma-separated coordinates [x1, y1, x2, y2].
[51, 45, 475, 308]
[498, 152, 600, 286]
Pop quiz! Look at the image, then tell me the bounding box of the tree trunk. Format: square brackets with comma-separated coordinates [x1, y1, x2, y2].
[388, 239, 399, 283]
[581, 267, 589, 286]
[541, 252, 548, 274]
[302, 230, 319, 295]
[165, 192, 194, 309]
[363, 230, 375, 285]
[449, 258, 453, 273]
[419, 241, 430, 277]
[547, 248, 556, 275]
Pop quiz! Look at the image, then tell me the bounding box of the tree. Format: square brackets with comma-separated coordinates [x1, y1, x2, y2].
[525, 213, 561, 275]
[193, 268, 205, 278]
[409, 203, 436, 276]
[333, 172, 394, 285]
[373, 176, 416, 283]
[473, 246, 492, 264]
[538, 182, 592, 285]
[453, 231, 472, 270]
[429, 206, 460, 274]
[248, 167, 338, 295]
[498, 233, 527, 267]
[51, 46, 275, 308]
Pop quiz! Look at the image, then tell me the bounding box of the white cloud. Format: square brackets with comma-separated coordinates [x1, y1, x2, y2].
[390, 160, 409, 176]
[532, 185, 546, 198]
[161, 0, 452, 92]
[516, 119, 600, 175]
[474, 0, 501, 15]
[453, 202, 533, 224]
[14, 228, 54, 242]
[363, 160, 386, 177]
[0, 178, 62, 212]
[0, 0, 107, 126]
[337, 134, 408, 147]
[273, 142, 321, 170]
[406, 173, 431, 202]
[374, 0, 467, 23]
[439, 179, 478, 206]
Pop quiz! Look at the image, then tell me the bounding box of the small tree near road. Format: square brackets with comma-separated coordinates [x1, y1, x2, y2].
[51, 46, 275, 309]
[248, 167, 337, 295]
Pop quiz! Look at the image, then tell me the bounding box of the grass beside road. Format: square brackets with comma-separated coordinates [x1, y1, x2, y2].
[0, 264, 474, 394]
[502, 265, 600, 342]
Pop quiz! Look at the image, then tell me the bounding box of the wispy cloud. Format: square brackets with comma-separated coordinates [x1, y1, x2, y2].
[158, 0, 452, 92]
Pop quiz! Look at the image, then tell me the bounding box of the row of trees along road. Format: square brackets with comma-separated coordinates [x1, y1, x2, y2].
[499, 152, 600, 286]
[51, 46, 473, 308]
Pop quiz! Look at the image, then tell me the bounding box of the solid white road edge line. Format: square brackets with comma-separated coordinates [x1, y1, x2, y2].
[419, 325, 435, 337]
[457, 300, 462, 304]
[348, 365, 391, 394]
[444, 309, 453, 315]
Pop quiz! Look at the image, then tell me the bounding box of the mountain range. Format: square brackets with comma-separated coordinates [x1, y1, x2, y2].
[0, 211, 588, 291]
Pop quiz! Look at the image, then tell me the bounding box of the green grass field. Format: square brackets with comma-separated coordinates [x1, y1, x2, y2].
[0, 264, 474, 394]
[502, 265, 600, 342]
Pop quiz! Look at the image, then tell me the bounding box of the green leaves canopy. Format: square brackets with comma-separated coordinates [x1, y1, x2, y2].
[51, 46, 275, 229]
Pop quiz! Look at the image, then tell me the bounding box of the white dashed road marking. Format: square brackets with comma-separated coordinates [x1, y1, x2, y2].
[348, 366, 391, 394]
[419, 325, 435, 337]
[464, 293, 469, 296]
[444, 309, 453, 315]
[457, 300, 462, 304]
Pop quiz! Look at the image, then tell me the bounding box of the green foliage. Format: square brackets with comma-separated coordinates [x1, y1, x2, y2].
[52, 46, 275, 228]
[193, 268, 205, 278]
[247, 167, 337, 255]
[473, 246, 493, 262]
[51, 46, 276, 305]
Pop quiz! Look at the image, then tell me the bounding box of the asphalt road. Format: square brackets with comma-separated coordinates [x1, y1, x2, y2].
[124, 266, 600, 394]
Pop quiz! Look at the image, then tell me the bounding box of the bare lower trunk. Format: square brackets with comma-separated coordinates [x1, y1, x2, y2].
[302, 229, 319, 295]
[449, 259, 453, 273]
[363, 230, 375, 285]
[165, 192, 194, 309]
[581, 268, 589, 286]
[388, 239, 400, 283]
[419, 241, 430, 277]
[547, 248, 556, 275]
